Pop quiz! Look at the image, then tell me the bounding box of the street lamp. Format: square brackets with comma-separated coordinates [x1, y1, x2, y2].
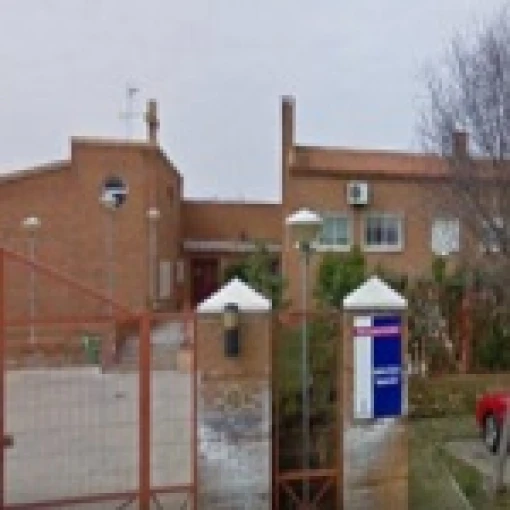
[101, 192, 117, 315]
[285, 207, 323, 506]
[146, 207, 160, 309]
[22, 216, 41, 344]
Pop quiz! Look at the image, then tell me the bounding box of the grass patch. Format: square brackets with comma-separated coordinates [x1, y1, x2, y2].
[410, 414, 510, 509]
[409, 415, 477, 510]
[439, 445, 510, 509]
[439, 445, 486, 508]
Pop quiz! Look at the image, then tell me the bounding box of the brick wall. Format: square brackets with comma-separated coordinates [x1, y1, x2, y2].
[341, 310, 408, 509]
[196, 313, 272, 510]
[0, 138, 182, 323]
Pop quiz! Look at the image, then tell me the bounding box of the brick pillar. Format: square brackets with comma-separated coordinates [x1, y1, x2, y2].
[342, 277, 409, 510]
[196, 312, 272, 509]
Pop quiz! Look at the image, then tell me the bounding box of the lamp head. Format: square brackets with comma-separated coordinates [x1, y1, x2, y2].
[146, 207, 161, 221]
[285, 208, 322, 244]
[100, 191, 117, 210]
[22, 216, 41, 231]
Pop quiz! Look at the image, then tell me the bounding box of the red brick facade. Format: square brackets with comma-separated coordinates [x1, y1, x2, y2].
[0, 97, 476, 312]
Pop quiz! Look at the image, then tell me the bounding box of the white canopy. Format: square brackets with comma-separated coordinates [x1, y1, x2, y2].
[343, 276, 407, 311]
[197, 278, 272, 313]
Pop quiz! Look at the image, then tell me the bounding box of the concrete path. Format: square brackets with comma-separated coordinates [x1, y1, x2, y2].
[444, 439, 510, 483]
[5, 367, 192, 507]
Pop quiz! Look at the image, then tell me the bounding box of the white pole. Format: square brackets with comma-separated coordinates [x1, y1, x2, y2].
[22, 217, 40, 345]
[301, 242, 311, 505]
[29, 233, 36, 345]
[147, 208, 160, 309]
[106, 208, 114, 315]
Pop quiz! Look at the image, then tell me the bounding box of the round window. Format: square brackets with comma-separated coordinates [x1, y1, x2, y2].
[100, 175, 128, 209]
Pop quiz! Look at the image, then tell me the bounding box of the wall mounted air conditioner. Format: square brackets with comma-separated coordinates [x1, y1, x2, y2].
[347, 182, 369, 206]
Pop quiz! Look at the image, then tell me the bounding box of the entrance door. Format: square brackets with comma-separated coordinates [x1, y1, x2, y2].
[191, 258, 219, 306]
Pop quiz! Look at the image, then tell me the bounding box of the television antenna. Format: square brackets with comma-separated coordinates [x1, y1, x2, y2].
[119, 84, 142, 139]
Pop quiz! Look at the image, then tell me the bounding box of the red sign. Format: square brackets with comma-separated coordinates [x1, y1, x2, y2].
[354, 325, 400, 337]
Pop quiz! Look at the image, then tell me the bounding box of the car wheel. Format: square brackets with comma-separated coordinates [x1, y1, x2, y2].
[483, 413, 500, 454]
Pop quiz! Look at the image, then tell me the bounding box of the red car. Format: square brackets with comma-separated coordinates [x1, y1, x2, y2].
[476, 392, 510, 453]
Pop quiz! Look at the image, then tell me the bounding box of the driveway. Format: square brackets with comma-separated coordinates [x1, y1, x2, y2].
[5, 367, 192, 507]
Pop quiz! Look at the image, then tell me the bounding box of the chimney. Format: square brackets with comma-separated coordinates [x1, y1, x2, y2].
[282, 95, 295, 152]
[452, 130, 468, 159]
[281, 95, 296, 196]
[145, 99, 160, 144]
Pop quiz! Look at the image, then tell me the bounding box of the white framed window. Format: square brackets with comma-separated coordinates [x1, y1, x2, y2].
[481, 217, 504, 253]
[316, 213, 351, 251]
[363, 213, 404, 252]
[431, 218, 460, 255]
[159, 260, 173, 299]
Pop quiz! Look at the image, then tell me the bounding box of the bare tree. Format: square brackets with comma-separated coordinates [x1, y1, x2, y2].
[419, 8, 510, 286]
[420, 7, 510, 490]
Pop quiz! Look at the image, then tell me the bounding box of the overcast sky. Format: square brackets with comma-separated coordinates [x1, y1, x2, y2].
[1, 0, 507, 201]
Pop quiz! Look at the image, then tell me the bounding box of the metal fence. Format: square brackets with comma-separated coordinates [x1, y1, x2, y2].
[0, 247, 197, 509]
[273, 312, 342, 509]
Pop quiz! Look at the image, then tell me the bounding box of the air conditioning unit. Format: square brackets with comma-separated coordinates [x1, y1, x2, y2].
[347, 182, 369, 206]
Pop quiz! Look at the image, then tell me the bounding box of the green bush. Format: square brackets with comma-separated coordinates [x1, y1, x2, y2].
[475, 315, 510, 371]
[409, 373, 510, 418]
[314, 246, 365, 308]
[222, 243, 287, 308]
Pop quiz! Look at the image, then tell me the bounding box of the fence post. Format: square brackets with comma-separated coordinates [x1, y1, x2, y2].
[0, 249, 4, 509]
[139, 312, 151, 509]
[192, 311, 198, 510]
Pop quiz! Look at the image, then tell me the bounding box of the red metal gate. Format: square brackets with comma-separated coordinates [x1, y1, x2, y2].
[0, 247, 197, 509]
[273, 312, 341, 509]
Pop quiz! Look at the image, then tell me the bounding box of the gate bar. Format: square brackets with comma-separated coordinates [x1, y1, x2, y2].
[139, 312, 151, 509]
[192, 311, 198, 510]
[0, 248, 5, 508]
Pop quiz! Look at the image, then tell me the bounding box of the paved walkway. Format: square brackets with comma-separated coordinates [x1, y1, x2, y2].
[444, 439, 510, 484]
[5, 367, 192, 506]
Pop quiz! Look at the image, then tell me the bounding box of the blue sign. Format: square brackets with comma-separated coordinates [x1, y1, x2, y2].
[372, 315, 402, 418]
[353, 315, 402, 419]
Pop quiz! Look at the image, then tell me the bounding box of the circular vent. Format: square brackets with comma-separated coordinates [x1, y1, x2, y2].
[100, 175, 128, 209]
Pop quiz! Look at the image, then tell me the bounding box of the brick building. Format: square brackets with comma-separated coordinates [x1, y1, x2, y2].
[1, 97, 476, 313]
[281, 96, 473, 305]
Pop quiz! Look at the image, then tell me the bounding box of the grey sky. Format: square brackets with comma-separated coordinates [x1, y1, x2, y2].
[1, 0, 507, 201]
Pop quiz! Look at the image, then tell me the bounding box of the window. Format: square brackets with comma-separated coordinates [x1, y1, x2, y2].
[364, 214, 403, 251]
[159, 260, 173, 299]
[431, 218, 460, 255]
[317, 214, 351, 251]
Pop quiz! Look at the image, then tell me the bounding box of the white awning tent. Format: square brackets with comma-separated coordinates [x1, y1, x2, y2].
[196, 278, 272, 313]
[343, 276, 407, 311]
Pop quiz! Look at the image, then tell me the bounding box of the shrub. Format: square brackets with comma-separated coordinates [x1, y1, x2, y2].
[314, 246, 365, 308]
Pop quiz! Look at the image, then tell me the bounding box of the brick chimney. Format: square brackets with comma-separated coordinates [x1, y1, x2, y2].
[145, 99, 159, 144]
[281, 95, 295, 195]
[453, 130, 468, 158]
[282, 96, 295, 153]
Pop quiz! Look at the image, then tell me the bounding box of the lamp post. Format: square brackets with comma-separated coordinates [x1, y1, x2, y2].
[101, 192, 117, 315]
[285, 208, 323, 506]
[22, 216, 41, 345]
[146, 207, 160, 309]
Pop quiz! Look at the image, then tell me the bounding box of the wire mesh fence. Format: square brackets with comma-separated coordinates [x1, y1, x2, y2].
[0, 247, 196, 509]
